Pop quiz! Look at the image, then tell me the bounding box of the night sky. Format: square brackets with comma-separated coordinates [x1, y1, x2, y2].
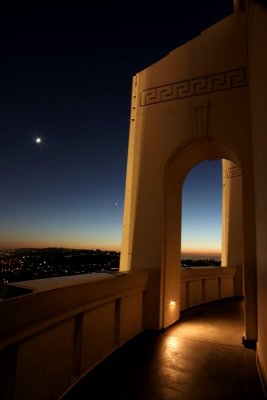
[0, 1, 233, 253]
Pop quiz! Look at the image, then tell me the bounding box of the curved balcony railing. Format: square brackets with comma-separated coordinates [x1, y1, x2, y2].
[181, 266, 240, 310]
[0, 271, 149, 400]
[0, 266, 240, 400]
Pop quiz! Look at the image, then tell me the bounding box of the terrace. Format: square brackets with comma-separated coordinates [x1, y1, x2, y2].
[1, 266, 263, 400]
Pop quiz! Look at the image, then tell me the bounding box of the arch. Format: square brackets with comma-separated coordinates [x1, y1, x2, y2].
[163, 140, 238, 324]
[161, 137, 257, 343]
[120, 6, 258, 343]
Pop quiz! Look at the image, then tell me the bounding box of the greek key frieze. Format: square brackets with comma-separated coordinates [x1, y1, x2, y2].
[140, 68, 248, 107]
[227, 166, 242, 178]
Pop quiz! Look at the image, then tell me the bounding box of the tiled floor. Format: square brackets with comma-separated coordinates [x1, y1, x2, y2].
[63, 298, 265, 400]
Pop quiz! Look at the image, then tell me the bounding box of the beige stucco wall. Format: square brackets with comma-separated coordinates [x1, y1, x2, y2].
[81, 302, 116, 372]
[249, 0, 267, 390]
[221, 159, 243, 268]
[121, 11, 249, 273]
[15, 318, 75, 400]
[221, 159, 244, 296]
[120, 7, 257, 338]
[0, 272, 149, 400]
[180, 267, 237, 310]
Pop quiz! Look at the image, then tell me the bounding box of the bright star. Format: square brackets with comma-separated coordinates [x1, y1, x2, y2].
[35, 137, 42, 144]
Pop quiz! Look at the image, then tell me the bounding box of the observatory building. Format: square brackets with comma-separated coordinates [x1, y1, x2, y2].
[1, 1, 267, 399]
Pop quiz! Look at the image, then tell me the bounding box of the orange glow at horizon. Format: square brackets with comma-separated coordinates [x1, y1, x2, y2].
[181, 246, 221, 257]
[0, 239, 121, 252]
[1, 243, 220, 258]
[1, 238, 220, 256]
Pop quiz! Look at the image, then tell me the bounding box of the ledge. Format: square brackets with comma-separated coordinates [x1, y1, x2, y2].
[0, 271, 149, 346]
[0, 283, 33, 299]
[181, 266, 237, 281]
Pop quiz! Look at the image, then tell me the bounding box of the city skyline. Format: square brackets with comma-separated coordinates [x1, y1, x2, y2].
[0, 2, 232, 255]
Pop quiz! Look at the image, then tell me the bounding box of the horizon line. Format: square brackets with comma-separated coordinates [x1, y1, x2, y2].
[0, 245, 221, 257]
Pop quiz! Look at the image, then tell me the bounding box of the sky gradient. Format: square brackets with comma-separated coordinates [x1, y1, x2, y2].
[182, 160, 222, 256]
[0, 1, 233, 254]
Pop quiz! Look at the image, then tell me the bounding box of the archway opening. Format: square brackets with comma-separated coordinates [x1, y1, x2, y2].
[181, 160, 222, 268]
[163, 141, 245, 330]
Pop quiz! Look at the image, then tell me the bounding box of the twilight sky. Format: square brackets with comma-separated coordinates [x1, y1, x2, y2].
[0, 1, 233, 253]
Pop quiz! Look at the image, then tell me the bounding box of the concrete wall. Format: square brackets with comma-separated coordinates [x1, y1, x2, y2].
[221, 159, 244, 296]
[120, 6, 257, 340]
[249, 0, 267, 391]
[181, 267, 238, 310]
[3, 1, 267, 398]
[121, 11, 249, 275]
[0, 268, 238, 400]
[0, 272, 148, 400]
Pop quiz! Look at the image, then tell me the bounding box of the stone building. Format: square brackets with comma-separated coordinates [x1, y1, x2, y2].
[1, 1, 267, 399]
[120, 0, 267, 388]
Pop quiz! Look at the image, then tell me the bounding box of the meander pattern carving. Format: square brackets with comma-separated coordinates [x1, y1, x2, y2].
[140, 68, 248, 107]
[227, 166, 242, 178]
